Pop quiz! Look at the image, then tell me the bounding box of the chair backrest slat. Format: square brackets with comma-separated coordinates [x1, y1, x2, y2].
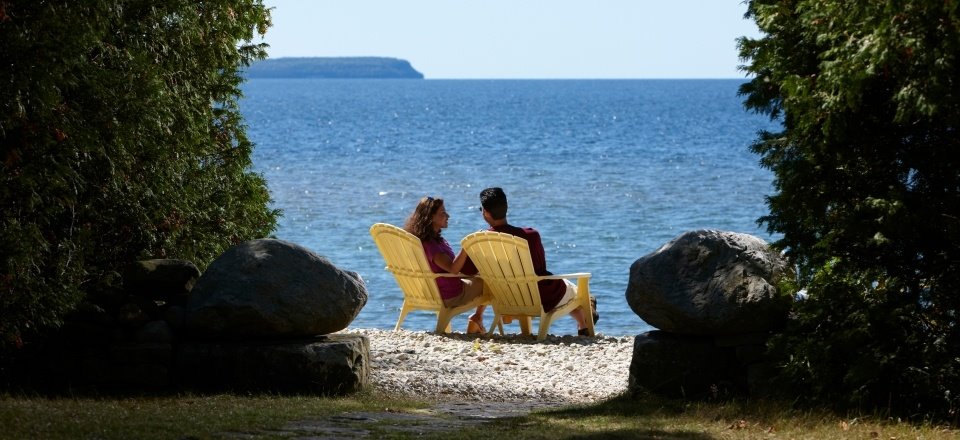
[462, 231, 542, 315]
[370, 223, 443, 305]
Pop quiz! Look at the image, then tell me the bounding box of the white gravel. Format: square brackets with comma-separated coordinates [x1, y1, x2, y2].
[339, 328, 634, 404]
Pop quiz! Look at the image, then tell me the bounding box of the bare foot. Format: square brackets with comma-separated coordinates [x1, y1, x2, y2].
[467, 315, 486, 334]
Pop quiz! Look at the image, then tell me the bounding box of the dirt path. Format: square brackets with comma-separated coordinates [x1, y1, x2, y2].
[218, 400, 565, 438]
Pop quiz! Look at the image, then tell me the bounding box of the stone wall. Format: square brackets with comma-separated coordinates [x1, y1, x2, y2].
[14, 239, 370, 395]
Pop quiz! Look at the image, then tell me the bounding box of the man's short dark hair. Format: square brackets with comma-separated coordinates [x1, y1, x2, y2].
[480, 187, 508, 220]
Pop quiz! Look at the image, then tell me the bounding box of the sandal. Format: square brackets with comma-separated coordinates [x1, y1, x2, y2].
[467, 317, 486, 334]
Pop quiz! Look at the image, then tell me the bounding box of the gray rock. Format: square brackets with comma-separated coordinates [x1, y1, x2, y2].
[71, 342, 176, 388]
[628, 330, 739, 398]
[124, 259, 200, 304]
[116, 302, 150, 329]
[746, 362, 779, 397]
[625, 230, 792, 335]
[81, 358, 171, 388]
[110, 342, 173, 364]
[185, 239, 367, 338]
[162, 305, 186, 331]
[136, 320, 173, 343]
[176, 334, 369, 395]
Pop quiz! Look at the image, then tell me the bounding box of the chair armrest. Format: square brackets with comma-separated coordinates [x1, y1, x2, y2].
[384, 266, 472, 279]
[471, 273, 590, 283]
[540, 272, 591, 280]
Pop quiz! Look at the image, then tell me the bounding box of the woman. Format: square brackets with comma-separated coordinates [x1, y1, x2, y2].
[403, 196, 487, 333]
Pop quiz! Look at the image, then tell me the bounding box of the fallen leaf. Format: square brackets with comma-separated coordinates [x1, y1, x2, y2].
[728, 419, 748, 430]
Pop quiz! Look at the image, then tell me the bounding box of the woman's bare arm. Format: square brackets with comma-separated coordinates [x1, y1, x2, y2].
[433, 249, 469, 274]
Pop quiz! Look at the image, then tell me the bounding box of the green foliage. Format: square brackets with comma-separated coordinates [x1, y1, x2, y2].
[769, 260, 958, 416]
[739, 0, 960, 419]
[0, 1, 278, 349]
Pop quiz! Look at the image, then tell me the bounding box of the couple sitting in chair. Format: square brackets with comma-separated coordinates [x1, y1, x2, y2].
[402, 187, 597, 336]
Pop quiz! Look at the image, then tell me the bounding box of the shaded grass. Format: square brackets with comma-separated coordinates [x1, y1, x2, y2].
[510, 394, 959, 440]
[0, 390, 425, 439]
[1, 390, 956, 439]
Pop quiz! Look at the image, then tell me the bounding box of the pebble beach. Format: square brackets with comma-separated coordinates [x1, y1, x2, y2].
[339, 328, 635, 405]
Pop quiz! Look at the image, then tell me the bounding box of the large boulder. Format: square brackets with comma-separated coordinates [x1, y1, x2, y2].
[629, 331, 778, 398]
[123, 259, 201, 305]
[177, 334, 369, 395]
[626, 230, 792, 335]
[185, 239, 366, 338]
[628, 331, 739, 398]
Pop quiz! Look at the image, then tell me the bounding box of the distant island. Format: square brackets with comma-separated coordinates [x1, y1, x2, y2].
[243, 57, 424, 79]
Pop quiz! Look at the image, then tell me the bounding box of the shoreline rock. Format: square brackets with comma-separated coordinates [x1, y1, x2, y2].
[626, 229, 792, 335]
[186, 238, 367, 339]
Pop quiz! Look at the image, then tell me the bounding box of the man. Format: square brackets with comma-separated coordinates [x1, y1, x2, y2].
[468, 187, 598, 335]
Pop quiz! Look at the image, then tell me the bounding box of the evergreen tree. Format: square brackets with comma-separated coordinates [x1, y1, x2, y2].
[739, 0, 960, 418]
[0, 1, 278, 349]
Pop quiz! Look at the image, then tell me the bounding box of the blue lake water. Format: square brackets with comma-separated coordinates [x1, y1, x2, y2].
[240, 79, 782, 337]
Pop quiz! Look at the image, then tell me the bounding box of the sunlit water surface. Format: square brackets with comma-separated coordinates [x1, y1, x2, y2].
[240, 79, 781, 337]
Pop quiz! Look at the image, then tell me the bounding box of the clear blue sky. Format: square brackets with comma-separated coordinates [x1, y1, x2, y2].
[258, 1, 762, 79]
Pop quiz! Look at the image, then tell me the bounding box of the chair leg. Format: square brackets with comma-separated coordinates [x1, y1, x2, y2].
[519, 316, 533, 335]
[537, 314, 553, 341]
[577, 277, 595, 336]
[395, 303, 412, 331]
[436, 310, 455, 334]
[486, 315, 501, 336]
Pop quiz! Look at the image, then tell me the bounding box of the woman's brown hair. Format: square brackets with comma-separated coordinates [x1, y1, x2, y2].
[403, 196, 443, 242]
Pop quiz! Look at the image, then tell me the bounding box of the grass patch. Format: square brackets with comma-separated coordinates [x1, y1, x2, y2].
[1, 391, 956, 439]
[0, 390, 425, 439]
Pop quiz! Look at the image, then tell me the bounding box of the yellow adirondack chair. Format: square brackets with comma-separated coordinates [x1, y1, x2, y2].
[369, 223, 489, 333]
[461, 230, 595, 340]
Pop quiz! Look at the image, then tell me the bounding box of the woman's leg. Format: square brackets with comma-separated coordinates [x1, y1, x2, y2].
[462, 278, 486, 332]
[462, 277, 484, 300]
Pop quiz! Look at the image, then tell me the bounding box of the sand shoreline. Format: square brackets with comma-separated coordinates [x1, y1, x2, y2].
[339, 328, 634, 404]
